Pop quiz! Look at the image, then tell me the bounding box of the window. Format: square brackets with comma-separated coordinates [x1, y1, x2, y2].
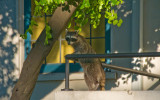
[24, 1, 111, 73]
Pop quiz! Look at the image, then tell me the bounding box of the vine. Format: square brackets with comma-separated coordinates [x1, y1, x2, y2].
[21, 0, 124, 44]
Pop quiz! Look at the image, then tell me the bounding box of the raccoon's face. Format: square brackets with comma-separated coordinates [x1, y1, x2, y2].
[65, 30, 78, 45]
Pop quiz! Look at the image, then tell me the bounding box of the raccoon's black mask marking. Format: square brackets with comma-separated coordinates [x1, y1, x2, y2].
[65, 31, 78, 45]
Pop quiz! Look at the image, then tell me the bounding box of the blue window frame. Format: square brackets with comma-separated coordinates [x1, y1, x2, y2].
[24, 0, 111, 73]
[24, 0, 31, 59]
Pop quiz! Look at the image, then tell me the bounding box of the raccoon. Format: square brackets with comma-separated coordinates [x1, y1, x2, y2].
[65, 30, 106, 90]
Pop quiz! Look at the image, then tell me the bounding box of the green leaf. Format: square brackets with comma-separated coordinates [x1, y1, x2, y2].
[56, 0, 60, 4]
[90, 14, 95, 19]
[117, 19, 123, 27]
[74, 26, 79, 30]
[80, 5, 85, 9]
[116, 1, 120, 5]
[78, 14, 82, 18]
[109, 16, 114, 21]
[111, 0, 117, 6]
[20, 33, 27, 39]
[61, 0, 65, 4]
[20, 34, 24, 39]
[28, 25, 32, 30]
[44, 6, 49, 13]
[117, 23, 122, 27]
[28, 29, 33, 35]
[106, 11, 112, 16]
[78, 28, 82, 31]
[105, 14, 109, 19]
[47, 33, 52, 39]
[31, 20, 38, 26]
[85, 0, 90, 8]
[112, 9, 115, 14]
[80, 0, 90, 9]
[75, 19, 81, 24]
[46, 26, 50, 31]
[120, 0, 124, 4]
[108, 20, 112, 24]
[75, 11, 79, 17]
[98, 13, 101, 18]
[82, 18, 88, 26]
[106, 1, 109, 5]
[24, 33, 27, 39]
[113, 20, 118, 25]
[113, 13, 118, 19]
[93, 24, 97, 28]
[90, 19, 94, 24]
[67, 21, 71, 28]
[44, 37, 48, 45]
[35, 0, 39, 5]
[39, 6, 42, 10]
[119, 18, 123, 24]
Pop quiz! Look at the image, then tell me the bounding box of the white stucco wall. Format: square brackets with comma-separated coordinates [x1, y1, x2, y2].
[111, 0, 160, 91]
[0, 0, 24, 99]
[142, 0, 160, 90]
[31, 72, 117, 100]
[55, 91, 160, 100]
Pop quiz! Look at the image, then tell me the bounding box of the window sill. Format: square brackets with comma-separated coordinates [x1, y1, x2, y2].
[37, 72, 117, 82]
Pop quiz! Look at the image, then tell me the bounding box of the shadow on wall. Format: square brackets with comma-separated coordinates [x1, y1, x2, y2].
[111, 46, 160, 90]
[106, 0, 134, 90]
[107, 0, 160, 90]
[0, 1, 18, 100]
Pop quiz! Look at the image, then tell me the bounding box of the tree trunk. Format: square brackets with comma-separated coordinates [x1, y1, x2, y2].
[11, 5, 77, 100]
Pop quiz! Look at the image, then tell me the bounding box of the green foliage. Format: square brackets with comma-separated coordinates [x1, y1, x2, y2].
[22, 0, 124, 44]
[20, 19, 38, 39]
[45, 21, 52, 45]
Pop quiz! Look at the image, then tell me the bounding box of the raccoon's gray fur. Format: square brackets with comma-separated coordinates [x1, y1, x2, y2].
[65, 30, 105, 90]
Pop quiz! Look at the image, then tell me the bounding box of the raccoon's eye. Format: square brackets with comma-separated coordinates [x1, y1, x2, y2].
[65, 37, 70, 41]
[71, 38, 77, 42]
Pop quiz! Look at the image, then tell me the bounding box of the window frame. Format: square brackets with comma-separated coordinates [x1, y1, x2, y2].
[24, 1, 111, 73]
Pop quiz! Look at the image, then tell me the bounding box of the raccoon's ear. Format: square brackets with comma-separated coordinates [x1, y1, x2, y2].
[76, 30, 79, 33]
[75, 30, 79, 35]
[74, 30, 78, 36]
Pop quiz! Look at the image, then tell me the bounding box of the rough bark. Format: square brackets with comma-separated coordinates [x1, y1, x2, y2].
[11, 5, 77, 100]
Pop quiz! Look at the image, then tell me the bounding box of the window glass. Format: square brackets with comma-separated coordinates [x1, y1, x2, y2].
[61, 40, 74, 63]
[92, 39, 105, 62]
[92, 15, 105, 37]
[46, 40, 60, 63]
[81, 22, 90, 37]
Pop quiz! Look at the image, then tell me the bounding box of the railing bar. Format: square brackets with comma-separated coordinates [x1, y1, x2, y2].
[61, 59, 73, 91]
[65, 52, 160, 59]
[85, 37, 105, 39]
[65, 59, 69, 89]
[63, 52, 160, 91]
[102, 63, 160, 79]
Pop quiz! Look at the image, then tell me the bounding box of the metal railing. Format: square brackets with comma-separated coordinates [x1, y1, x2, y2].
[62, 52, 160, 91]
